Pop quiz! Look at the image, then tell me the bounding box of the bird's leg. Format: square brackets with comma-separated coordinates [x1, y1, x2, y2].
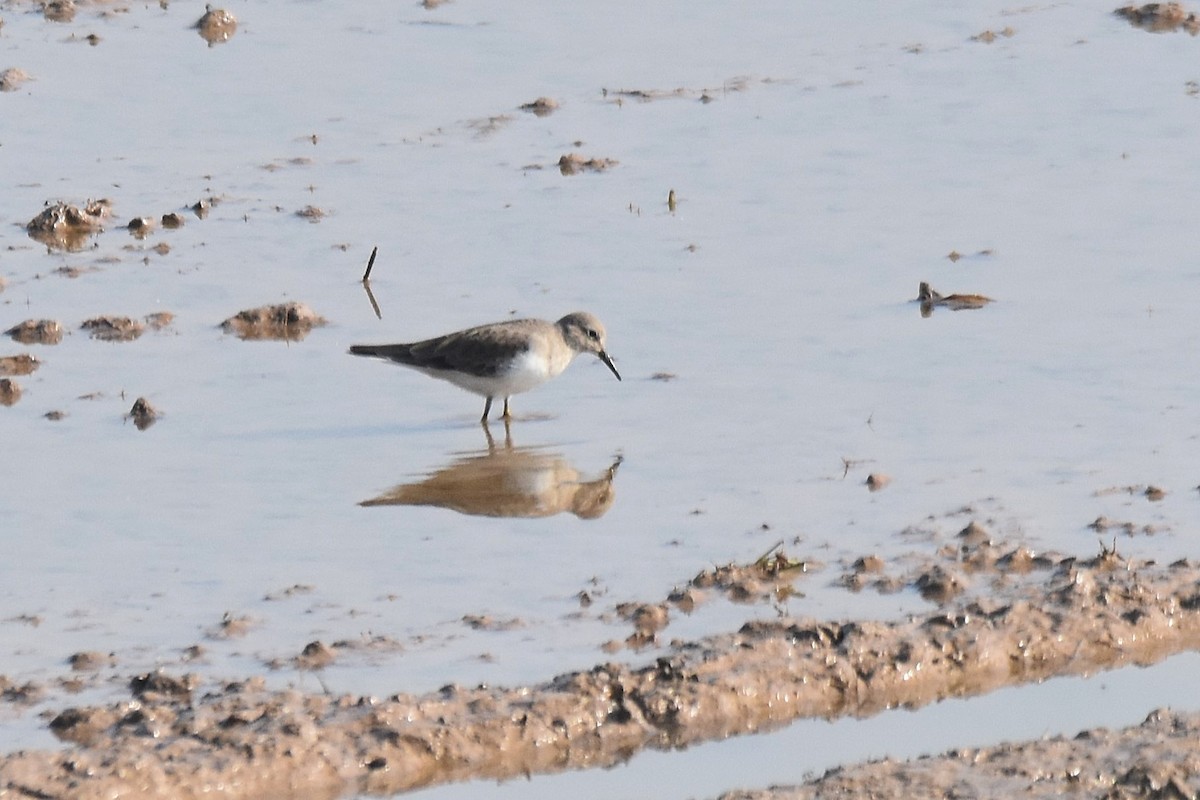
[482, 396, 493, 422]
[502, 397, 512, 420]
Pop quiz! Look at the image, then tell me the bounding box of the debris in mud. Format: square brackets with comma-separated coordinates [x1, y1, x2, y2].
[126, 217, 153, 237]
[916, 282, 993, 316]
[48, 706, 117, 747]
[264, 583, 315, 601]
[421, 0, 452, 8]
[945, 248, 994, 262]
[296, 640, 336, 670]
[26, 198, 111, 251]
[650, 372, 677, 381]
[971, 26, 1015, 43]
[0, 67, 31, 92]
[126, 397, 159, 430]
[914, 564, 966, 604]
[42, 0, 75, 22]
[82, 316, 145, 342]
[144, 311, 175, 330]
[682, 544, 815, 610]
[462, 615, 524, 632]
[1, 679, 46, 706]
[44, 410, 66, 421]
[220, 302, 327, 341]
[558, 153, 618, 175]
[1088, 515, 1165, 536]
[68, 652, 114, 672]
[5, 319, 63, 345]
[130, 671, 195, 702]
[0, 377, 20, 406]
[1115, 2, 1200, 33]
[161, 212, 185, 229]
[296, 205, 326, 222]
[191, 198, 214, 218]
[209, 613, 255, 639]
[0, 354, 40, 376]
[196, 5, 237, 46]
[519, 96, 559, 116]
[865, 473, 891, 491]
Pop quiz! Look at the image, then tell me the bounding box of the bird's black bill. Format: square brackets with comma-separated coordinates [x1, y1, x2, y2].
[599, 351, 621, 381]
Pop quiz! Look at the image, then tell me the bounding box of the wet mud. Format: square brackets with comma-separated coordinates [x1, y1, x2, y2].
[219, 303, 327, 341]
[1115, 2, 1200, 34]
[718, 708, 1200, 799]
[4, 537, 1200, 799]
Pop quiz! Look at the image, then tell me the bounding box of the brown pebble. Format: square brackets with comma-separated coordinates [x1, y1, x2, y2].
[196, 6, 238, 45]
[161, 212, 184, 229]
[127, 217, 153, 237]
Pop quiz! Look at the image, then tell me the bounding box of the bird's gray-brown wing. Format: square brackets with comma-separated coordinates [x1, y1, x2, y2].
[350, 322, 535, 378]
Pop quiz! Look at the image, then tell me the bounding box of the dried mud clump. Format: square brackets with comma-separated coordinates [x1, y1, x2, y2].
[220, 302, 327, 341]
[0, 354, 41, 376]
[296, 205, 326, 222]
[196, 5, 238, 45]
[519, 96, 559, 116]
[82, 316, 146, 342]
[558, 153, 618, 175]
[144, 311, 175, 330]
[0, 67, 32, 92]
[5, 319, 63, 345]
[971, 26, 1015, 43]
[0, 377, 21, 406]
[68, 651, 114, 672]
[1116, 2, 1200, 33]
[42, 0, 75, 22]
[161, 212, 185, 229]
[126, 397, 160, 430]
[26, 199, 112, 251]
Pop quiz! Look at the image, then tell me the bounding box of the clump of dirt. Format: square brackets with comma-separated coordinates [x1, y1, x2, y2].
[971, 26, 1015, 42]
[519, 96, 559, 116]
[558, 153, 619, 175]
[126, 217, 153, 238]
[220, 302, 327, 341]
[5, 319, 63, 345]
[295, 640, 337, 670]
[126, 397, 159, 430]
[0, 67, 31, 92]
[42, 0, 75, 22]
[196, 6, 237, 46]
[26, 199, 112, 251]
[0, 377, 21, 406]
[144, 311, 175, 330]
[0, 354, 40, 376]
[82, 316, 146, 342]
[161, 212, 185, 229]
[68, 652, 114, 672]
[1116, 2, 1200, 33]
[916, 281, 993, 316]
[296, 205, 326, 222]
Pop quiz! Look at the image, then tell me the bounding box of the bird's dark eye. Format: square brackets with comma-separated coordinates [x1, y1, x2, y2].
[587, 328, 599, 340]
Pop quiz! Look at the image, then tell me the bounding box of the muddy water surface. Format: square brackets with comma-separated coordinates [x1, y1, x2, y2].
[3, 1, 1200, 798]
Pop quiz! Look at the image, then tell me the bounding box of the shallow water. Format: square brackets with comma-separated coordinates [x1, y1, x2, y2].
[3, 0, 1200, 793]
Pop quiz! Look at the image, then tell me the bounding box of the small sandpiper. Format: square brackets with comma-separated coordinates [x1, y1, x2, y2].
[349, 311, 621, 421]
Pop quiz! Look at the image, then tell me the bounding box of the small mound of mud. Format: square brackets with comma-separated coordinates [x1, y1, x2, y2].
[144, 311, 175, 330]
[0, 378, 21, 406]
[126, 397, 159, 430]
[1116, 2, 1200, 33]
[196, 6, 237, 45]
[519, 96, 559, 116]
[296, 205, 326, 222]
[0, 354, 40, 376]
[161, 212, 185, 229]
[26, 199, 112, 251]
[42, 0, 75, 22]
[0, 67, 32, 92]
[558, 153, 618, 175]
[82, 316, 145, 342]
[126, 217, 153, 238]
[5, 319, 63, 345]
[220, 302, 327, 341]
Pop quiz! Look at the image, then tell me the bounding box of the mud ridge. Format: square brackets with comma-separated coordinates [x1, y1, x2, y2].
[4, 543, 1200, 798]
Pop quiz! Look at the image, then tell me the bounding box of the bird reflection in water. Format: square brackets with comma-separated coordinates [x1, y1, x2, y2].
[360, 420, 622, 520]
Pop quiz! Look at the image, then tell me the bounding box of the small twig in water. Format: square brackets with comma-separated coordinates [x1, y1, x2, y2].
[362, 246, 378, 282]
